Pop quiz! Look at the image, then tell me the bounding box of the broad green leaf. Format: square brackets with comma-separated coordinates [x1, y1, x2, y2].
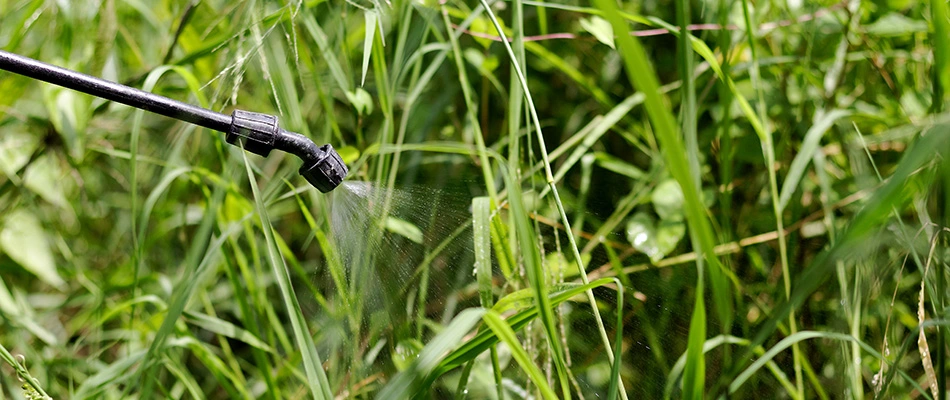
[580, 16, 615, 49]
[0, 130, 40, 179]
[469, 17, 502, 49]
[42, 85, 89, 161]
[392, 339, 424, 371]
[336, 145, 361, 164]
[651, 179, 685, 222]
[345, 87, 375, 116]
[625, 212, 683, 263]
[463, 48, 500, 73]
[23, 154, 68, 208]
[655, 220, 686, 258]
[0, 209, 64, 289]
[865, 13, 928, 37]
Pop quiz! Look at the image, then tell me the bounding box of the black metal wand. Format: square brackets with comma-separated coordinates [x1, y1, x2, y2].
[0, 50, 347, 193]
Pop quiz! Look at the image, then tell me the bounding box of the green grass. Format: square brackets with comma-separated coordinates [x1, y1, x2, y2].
[2, 0, 950, 398]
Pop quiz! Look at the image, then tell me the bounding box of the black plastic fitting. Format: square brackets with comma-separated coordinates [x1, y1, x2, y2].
[0, 50, 348, 193]
[227, 110, 347, 193]
[227, 110, 278, 157]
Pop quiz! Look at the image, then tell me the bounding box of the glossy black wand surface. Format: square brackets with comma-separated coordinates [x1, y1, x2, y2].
[0, 50, 347, 192]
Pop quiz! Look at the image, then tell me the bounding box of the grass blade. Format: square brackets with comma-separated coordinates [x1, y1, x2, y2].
[504, 170, 571, 397]
[242, 150, 332, 400]
[778, 109, 851, 210]
[607, 278, 624, 400]
[472, 196, 504, 399]
[738, 124, 950, 389]
[932, 0, 950, 112]
[590, 0, 727, 397]
[477, 2, 624, 396]
[482, 310, 558, 400]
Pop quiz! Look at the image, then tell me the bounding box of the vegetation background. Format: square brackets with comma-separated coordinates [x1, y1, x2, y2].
[1, 0, 950, 398]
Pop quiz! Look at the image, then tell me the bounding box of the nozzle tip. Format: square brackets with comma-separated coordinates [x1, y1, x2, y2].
[299, 144, 348, 193]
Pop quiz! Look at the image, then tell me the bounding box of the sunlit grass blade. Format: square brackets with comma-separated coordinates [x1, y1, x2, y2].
[429, 278, 616, 385]
[242, 151, 332, 400]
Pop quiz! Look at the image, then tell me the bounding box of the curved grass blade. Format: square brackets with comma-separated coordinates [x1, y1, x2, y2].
[427, 278, 615, 386]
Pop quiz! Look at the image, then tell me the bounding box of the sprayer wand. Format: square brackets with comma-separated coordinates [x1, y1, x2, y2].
[0, 50, 347, 193]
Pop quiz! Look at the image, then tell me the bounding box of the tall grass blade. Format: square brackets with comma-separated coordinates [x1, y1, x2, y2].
[505, 170, 571, 397]
[931, 0, 950, 112]
[591, 0, 728, 397]
[607, 278, 624, 400]
[738, 0, 801, 393]
[242, 151, 332, 400]
[473, 196, 505, 398]
[477, 2, 625, 396]
[134, 180, 225, 396]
